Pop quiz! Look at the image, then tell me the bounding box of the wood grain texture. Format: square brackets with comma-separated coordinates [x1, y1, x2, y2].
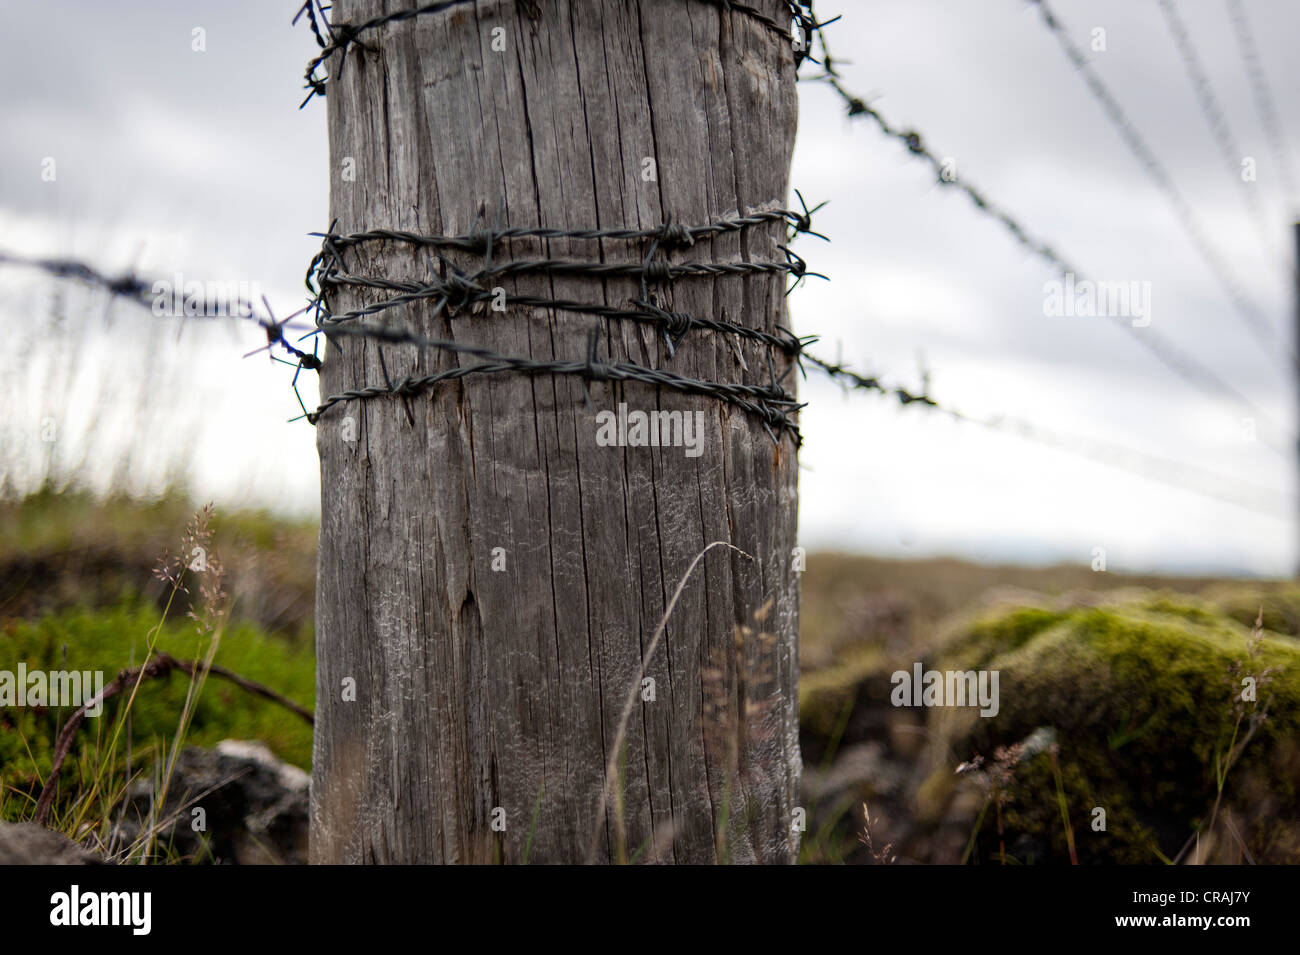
[313, 0, 801, 863]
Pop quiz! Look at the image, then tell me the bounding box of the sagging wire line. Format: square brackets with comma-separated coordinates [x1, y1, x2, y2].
[1226, 0, 1300, 210]
[1028, 0, 1294, 370]
[0, 249, 323, 414]
[1155, 0, 1291, 276]
[806, 351, 1297, 521]
[798, 4, 1296, 458]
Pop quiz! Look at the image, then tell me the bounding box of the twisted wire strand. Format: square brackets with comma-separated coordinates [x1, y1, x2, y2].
[298, 0, 812, 105]
[1226, 0, 1300, 206]
[320, 285, 810, 358]
[307, 325, 805, 446]
[304, 196, 821, 441]
[0, 250, 320, 370]
[313, 207, 825, 255]
[805, 351, 1295, 520]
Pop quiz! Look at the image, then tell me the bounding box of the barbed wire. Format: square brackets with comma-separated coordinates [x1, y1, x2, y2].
[1155, 0, 1285, 271]
[307, 326, 804, 443]
[1028, 0, 1291, 369]
[297, 0, 814, 106]
[305, 200, 826, 340]
[299, 0, 476, 105]
[3, 0, 1292, 522]
[316, 283, 812, 359]
[1225, 0, 1300, 209]
[304, 196, 824, 442]
[799, 5, 1296, 456]
[806, 348, 1295, 520]
[316, 250, 818, 302]
[0, 250, 321, 372]
[313, 205, 827, 256]
[3, 245, 1292, 518]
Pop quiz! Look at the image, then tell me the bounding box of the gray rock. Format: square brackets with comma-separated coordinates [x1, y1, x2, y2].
[111, 739, 308, 864]
[0, 822, 103, 865]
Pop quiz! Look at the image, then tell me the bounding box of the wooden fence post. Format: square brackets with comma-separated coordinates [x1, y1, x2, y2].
[311, 0, 802, 863]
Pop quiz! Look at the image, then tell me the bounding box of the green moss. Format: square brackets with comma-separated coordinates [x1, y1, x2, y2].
[1, 599, 314, 823]
[1140, 594, 1222, 628]
[930, 600, 1300, 864]
[799, 645, 884, 738]
[939, 606, 1067, 672]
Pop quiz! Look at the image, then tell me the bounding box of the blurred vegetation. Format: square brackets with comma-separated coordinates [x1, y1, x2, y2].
[0, 488, 316, 637]
[931, 594, 1299, 863]
[797, 551, 1298, 743]
[4, 493, 1296, 864]
[0, 491, 316, 842]
[798, 554, 1300, 864]
[1, 602, 314, 817]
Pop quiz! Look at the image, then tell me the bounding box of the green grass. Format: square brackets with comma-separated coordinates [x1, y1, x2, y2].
[0, 491, 316, 860]
[7, 491, 1297, 864]
[1, 599, 314, 825]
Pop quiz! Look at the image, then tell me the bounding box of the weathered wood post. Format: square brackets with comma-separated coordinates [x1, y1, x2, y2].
[311, 0, 802, 863]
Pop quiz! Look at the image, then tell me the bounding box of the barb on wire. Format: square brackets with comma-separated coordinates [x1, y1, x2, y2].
[298, 0, 478, 105]
[291, 0, 334, 51]
[0, 248, 323, 414]
[1029, 0, 1292, 367]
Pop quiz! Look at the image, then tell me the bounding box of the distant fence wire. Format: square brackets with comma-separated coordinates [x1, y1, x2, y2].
[803, 5, 1295, 457]
[805, 350, 1294, 520]
[1226, 0, 1300, 210]
[1029, 0, 1293, 370]
[0, 0, 1293, 525]
[1155, 0, 1286, 272]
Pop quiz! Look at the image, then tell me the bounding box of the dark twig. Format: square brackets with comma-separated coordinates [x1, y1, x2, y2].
[33, 652, 313, 826]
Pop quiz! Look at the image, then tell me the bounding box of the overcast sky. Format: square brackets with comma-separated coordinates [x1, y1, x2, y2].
[2, 1, 1298, 576]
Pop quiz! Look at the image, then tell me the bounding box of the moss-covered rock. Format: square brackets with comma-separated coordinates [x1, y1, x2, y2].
[923, 594, 1300, 864]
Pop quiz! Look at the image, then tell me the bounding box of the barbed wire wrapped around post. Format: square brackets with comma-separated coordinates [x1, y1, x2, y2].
[304, 199, 827, 446]
[4, 242, 1295, 517]
[1, 0, 1292, 517]
[296, 0, 820, 106]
